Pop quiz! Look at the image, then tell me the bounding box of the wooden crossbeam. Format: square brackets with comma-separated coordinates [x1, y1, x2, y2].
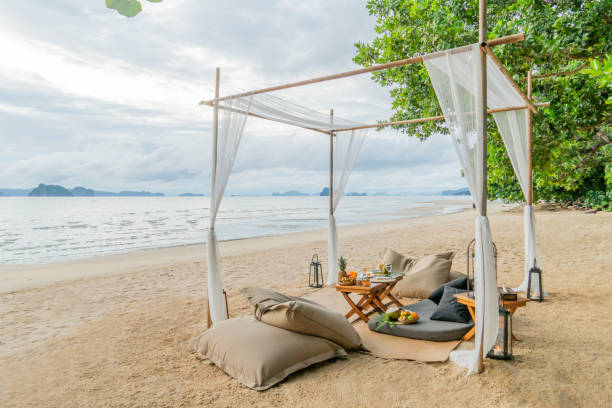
[483, 46, 537, 113]
[199, 34, 524, 106]
[202, 101, 549, 135]
[329, 102, 549, 133]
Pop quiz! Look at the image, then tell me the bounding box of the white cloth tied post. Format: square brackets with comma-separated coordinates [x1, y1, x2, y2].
[424, 44, 498, 374]
[327, 129, 366, 285]
[207, 96, 251, 324]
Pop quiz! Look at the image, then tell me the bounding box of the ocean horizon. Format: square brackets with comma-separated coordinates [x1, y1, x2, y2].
[0, 195, 471, 264]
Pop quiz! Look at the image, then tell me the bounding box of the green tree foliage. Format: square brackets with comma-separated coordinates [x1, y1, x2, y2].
[354, 0, 611, 209]
[106, 0, 161, 18]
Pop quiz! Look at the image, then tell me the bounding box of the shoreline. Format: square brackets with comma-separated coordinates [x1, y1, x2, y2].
[0, 203, 471, 293]
[1, 205, 611, 406]
[0, 196, 471, 266]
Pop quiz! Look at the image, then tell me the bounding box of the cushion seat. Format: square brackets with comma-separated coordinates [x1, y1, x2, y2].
[193, 317, 347, 390]
[368, 299, 473, 342]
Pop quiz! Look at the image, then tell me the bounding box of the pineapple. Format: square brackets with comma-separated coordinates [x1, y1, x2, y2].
[338, 256, 347, 282]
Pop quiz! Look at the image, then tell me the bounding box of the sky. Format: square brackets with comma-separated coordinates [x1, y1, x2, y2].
[0, 0, 466, 195]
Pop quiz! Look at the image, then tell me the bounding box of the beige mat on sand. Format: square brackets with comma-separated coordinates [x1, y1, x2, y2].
[304, 288, 463, 362]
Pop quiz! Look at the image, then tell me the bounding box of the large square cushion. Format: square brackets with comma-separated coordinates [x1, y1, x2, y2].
[391, 254, 453, 298]
[255, 299, 362, 350]
[380, 248, 414, 272]
[192, 317, 347, 391]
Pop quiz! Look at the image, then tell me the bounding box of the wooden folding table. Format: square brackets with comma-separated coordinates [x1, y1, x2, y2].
[454, 292, 528, 341]
[335, 276, 403, 323]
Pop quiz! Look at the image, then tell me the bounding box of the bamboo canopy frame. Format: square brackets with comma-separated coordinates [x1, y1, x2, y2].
[201, 0, 546, 373]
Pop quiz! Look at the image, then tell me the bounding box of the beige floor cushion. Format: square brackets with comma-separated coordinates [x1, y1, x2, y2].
[255, 299, 362, 350]
[392, 254, 452, 298]
[380, 248, 414, 272]
[192, 317, 347, 391]
[449, 270, 466, 281]
[241, 286, 321, 312]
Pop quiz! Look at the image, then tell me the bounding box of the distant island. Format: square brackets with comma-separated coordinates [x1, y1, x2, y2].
[179, 193, 205, 197]
[18, 183, 165, 197]
[272, 190, 309, 196]
[319, 188, 367, 196]
[441, 187, 470, 196]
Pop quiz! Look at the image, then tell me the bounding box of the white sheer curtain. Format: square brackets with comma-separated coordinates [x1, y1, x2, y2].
[207, 96, 252, 324]
[424, 44, 498, 374]
[327, 129, 367, 285]
[492, 110, 540, 292]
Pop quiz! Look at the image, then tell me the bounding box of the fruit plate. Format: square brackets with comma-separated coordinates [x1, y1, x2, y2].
[397, 318, 419, 325]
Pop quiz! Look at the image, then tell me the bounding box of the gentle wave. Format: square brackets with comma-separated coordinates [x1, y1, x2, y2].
[0, 196, 470, 264]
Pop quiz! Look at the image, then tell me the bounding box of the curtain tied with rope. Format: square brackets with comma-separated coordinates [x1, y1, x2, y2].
[424, 44, 498, 374]
[492, 109, 541, 293]
[328, 129, 367, 285]
[207, 96, 252, 325]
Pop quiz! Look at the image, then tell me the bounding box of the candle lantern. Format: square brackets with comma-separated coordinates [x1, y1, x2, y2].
[527, 259, 543, 302]
[487, 304, 512, 360]
[309, 254, 324, 288]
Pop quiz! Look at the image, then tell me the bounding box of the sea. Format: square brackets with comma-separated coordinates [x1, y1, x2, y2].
[0, 196, 471, 264]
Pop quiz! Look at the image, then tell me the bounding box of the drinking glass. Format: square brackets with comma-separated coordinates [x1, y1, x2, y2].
[385, 263, 392, 275]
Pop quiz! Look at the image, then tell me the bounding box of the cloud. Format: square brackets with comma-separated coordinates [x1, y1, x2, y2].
[0, 0, 466, 195]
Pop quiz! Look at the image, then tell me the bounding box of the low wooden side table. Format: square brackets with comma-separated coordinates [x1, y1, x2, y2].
[454, 293, 528, 341]
[335, 276, 403, 323]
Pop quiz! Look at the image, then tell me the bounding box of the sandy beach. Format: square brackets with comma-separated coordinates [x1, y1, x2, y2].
[1, 204, 611, 407]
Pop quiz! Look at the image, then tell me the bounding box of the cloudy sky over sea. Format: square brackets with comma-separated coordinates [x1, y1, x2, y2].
[0, 0, 466, 195]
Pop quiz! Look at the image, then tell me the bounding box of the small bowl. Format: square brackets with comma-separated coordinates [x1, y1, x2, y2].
[397, 317, 419, 325]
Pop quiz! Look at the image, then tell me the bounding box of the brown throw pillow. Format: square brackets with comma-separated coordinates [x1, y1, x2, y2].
[380, 248, 414, 273]
[391, 254, 452, 298]
[192, 317, 347, 391]
[255, 299, 362, 350]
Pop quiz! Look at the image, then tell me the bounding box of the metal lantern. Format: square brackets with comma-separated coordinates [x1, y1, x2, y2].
[527, 258, 543, 302]
[309, 254, 324, 288]
[487, 304, 512, 360]
[466, 238, 498, 298]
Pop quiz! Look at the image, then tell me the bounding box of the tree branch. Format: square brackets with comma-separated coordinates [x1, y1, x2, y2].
[533, 62, 590, 79]
[578, 115, 612, 131]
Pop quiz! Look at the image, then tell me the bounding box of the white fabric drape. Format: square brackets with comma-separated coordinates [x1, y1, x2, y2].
[218, 93, 364, 133]
[492, 109, 541, 292]
[327, 130, 367, 285]
[207, 96, 252, 324]
[520, 204, 540, 291]
[328, 214, 339, 285]
[424, 44, 498, 374]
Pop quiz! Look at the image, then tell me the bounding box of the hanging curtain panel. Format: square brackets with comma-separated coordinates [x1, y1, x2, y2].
[207, 96, 252, 324]
[218, 93, 364, 133]
[486, 51, 542, 294]
[424, 44, 498, 374]
[327, 129, 367, 285]
[492, 109, 541, 292]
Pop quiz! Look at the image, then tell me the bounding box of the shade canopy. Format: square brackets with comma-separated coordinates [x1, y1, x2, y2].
[202, 38, 543, 375]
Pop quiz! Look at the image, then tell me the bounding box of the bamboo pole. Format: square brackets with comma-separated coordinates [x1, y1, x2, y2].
[477, 0, 487, 374]
[527, 70, 533, 205]
[207, 67, 220, 330]
[332, 103, 549, 133]
[199, 34, 524, 106]
[483, 46, 537, 113]
[203, 101, 548, 135]
[329, 109, 334, 216]
[201, 100, 549, 136]
[485, 33, 525, 47]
